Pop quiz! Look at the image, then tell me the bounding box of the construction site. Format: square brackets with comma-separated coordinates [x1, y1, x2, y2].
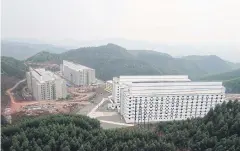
[2, 72, 103, 123]
[2, 61, 240, 128]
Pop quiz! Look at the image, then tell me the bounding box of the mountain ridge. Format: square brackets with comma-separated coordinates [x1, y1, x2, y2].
[26, 43, 239, 81]
[1, 40, 67, 60]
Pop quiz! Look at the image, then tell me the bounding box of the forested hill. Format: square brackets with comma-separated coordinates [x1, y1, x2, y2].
[2, 100, 240, 151]
[182, 55, 235, 74]
[200, 68, 240, 81]
[27, 44, 162, 80]
[1, 56, 27, 79]
[199, 69, 240, 93]
[26, 43, 239, 81]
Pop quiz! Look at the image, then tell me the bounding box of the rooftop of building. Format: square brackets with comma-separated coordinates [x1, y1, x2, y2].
[127, 81, 223, 87]
[119, 75, 189, 79]
[30, 68, 62, 83]
[63, 60, 94, 71]
[122, 81, 225, 95]
[107, 80, 113, 83]
[113, 75, 191, 83]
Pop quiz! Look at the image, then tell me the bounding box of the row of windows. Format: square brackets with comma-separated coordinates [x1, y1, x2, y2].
[132, 112, 207, 118]
[128, 101, 220, 106]
[130, 98, 222, 103]
[127, 114, 206, 121]
[128, 108, 210, 114]
[128, 107, 211, 112]
[129, 95, 224, 100]
[127, 103, 219, 110]
[130, 99, 222, 104]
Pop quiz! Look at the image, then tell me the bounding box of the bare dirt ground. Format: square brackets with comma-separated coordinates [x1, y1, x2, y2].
[3, 77, 99, 119]
[2, 62, 105, 120]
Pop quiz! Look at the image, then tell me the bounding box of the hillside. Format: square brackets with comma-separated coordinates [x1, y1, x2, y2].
[1, 56, 27, 109]
[224, 78, 240, 93]
[199, 69, 240, 93]
[182, 55, 233, 74]
[2, 100, 240, 151]
[26, 51, 62, 63]
[27, 44, 162, 80]
[26, 43, 238, 80]
[1, 40, 66, 60]
[131, 50, 207, 78]
[1, 56, 27, 78]
[200, 68, 240, 81]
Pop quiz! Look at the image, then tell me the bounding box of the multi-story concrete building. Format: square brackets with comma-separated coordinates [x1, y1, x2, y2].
[26, 68, 67, 101]
[62, 60, 95, 86]
[112, 75, 191, 104]
[119, 81, 225, 123]
[105, 80, 113, 93]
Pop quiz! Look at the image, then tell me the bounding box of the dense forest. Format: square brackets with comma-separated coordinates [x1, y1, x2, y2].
[2, 100, 240, 151]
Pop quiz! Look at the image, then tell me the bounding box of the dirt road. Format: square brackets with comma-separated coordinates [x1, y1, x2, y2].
[6, 79, 27, 112]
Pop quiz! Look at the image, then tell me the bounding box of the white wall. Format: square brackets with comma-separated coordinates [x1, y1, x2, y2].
[26, 72, 32, 92]
[28, 69, 67, 101]
[122, 93, 225, 123]
[55, 79, 67, 99]
[63, 60, 96, 86]
[112, 75, 191, 104]
[119, 81, 226, 123]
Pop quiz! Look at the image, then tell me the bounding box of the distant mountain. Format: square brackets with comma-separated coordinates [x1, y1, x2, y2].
[26, 43, 238, 81]
[52, 38, 240, 62]
[182, 55, 233, 74]
[1, 40, 67, 60]
[226, 62, 240, 69]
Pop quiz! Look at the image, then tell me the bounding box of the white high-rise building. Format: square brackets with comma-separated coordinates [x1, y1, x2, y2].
[62, 60, 95, 86]
[26, 68, 67, 100]
[112, 75, 191, 104]
[115, 77, 225, 124]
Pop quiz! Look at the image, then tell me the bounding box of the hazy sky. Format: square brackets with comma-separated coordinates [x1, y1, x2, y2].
[1, 0, 240, 61]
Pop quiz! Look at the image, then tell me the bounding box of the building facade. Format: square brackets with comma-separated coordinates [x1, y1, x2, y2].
[62, 60, 95, 86]
[119, 82, 226, 123]
[105, 80, 113, 93]
[26, 68, 67, 101]
[112, 75, 191, 104]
